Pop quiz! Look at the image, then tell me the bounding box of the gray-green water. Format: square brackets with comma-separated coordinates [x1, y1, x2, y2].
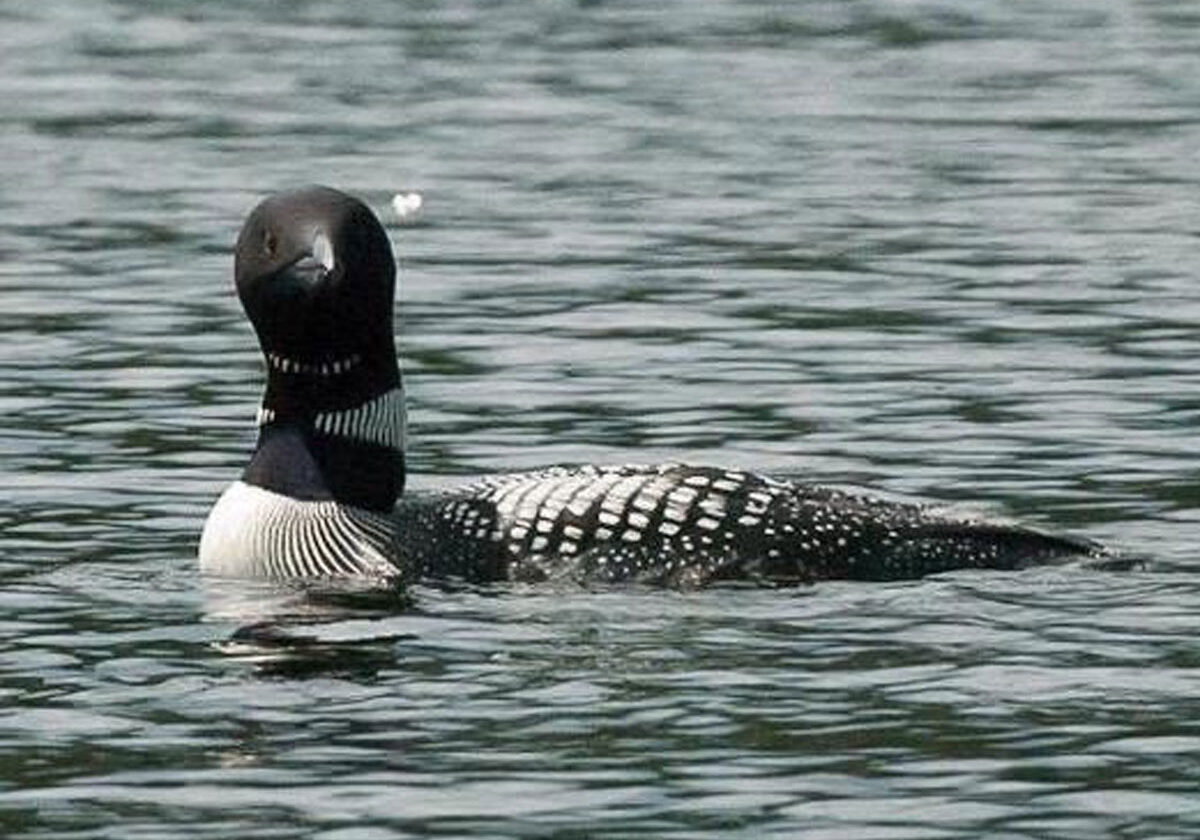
[4, 1, 1200, 837]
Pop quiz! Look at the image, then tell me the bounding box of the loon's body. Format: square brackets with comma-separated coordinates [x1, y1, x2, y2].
[395, 464, 1104, 585]
[200, 186, 1113, 587]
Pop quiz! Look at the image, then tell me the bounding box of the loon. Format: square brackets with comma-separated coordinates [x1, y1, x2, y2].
[200, 186, 1116, 587]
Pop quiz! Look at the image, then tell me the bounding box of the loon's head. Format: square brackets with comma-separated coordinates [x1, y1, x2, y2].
[235, 186, 398, 405]
[201, 187, 406, 581]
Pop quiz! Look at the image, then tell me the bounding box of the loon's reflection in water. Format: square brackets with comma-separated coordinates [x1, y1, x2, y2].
[202, 576, 413, 679]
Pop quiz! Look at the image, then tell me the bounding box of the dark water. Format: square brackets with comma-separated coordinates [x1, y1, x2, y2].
[3, 1, 1200, 837]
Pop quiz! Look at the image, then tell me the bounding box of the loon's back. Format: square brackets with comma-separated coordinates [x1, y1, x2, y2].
[396, 463, 1107, 586]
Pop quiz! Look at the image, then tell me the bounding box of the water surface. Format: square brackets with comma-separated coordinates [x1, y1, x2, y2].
[3, 1, 1200, 837]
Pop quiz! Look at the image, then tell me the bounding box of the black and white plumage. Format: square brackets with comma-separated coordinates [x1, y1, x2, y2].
[394, 464, 1108, 586]
[200, 479, 399, 580]
[201, 187, 406, 581]
[201, 186, 1116, 587]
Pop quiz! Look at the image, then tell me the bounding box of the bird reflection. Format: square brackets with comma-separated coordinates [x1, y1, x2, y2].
[202, 575, 414, 679]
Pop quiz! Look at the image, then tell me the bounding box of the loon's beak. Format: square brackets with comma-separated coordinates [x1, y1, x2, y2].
[280, 232, 336, 287]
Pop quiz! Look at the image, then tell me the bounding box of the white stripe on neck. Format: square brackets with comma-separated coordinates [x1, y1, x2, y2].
[254, 387, 406, 450]
[266, 351, 363, 378]
[312, 386, 407, 451]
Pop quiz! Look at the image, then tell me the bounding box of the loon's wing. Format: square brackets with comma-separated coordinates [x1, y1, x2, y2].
[395, 464, 1112, 586]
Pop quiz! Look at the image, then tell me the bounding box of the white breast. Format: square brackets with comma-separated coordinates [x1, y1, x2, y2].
[199, 480, 399, 580]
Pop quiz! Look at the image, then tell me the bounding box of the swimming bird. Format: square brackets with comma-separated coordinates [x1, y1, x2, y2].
[200, 186, 1116, 586]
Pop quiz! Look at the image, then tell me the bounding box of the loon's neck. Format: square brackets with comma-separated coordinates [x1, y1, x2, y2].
[243, 349, 406, 513]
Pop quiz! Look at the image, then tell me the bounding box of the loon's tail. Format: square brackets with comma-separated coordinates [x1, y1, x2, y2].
[750, 483, 1141, 583]
[868, 519, 1135, 581]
